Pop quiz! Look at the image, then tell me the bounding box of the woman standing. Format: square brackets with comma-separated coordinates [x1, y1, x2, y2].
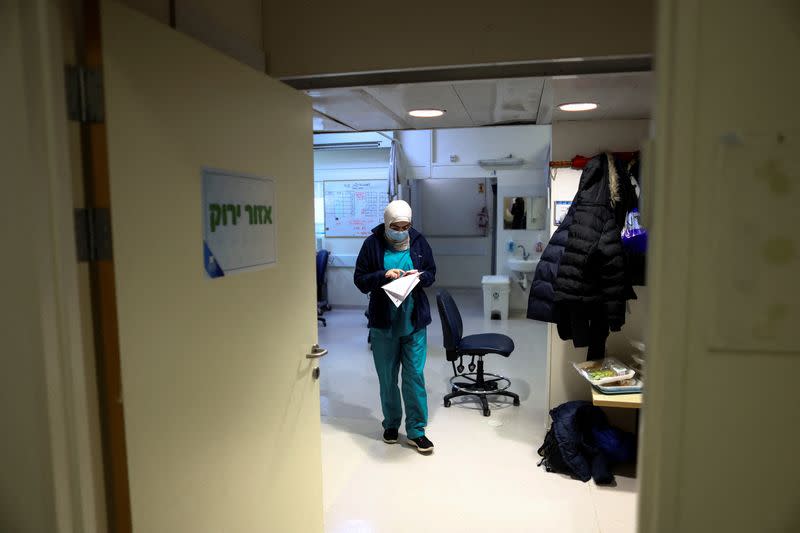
[354, 200, 437, 454]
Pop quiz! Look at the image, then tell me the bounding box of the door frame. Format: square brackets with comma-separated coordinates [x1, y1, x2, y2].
[6, 0, 109, 531]
[636, 0, 698, 531]
[70, 0, 133, 531]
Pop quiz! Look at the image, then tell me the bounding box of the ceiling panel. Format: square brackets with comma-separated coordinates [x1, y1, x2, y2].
[537, 78, 554, 125]
[454, 77, 544, 125]
[361, 83, 472, 129]
[312, 111, 354, 132]
[308, 88, 408, 131]
[449, 81, 496, 125]
[549, 72, 653, 122]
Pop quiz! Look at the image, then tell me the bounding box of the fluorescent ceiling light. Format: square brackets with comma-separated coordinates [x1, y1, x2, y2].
[558, 102, 598, 112]
[408, 109, 445, 118]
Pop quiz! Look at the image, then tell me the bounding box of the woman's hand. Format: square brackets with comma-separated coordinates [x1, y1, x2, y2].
[385, 269, 405, 280]
[403, 269, 419, 277]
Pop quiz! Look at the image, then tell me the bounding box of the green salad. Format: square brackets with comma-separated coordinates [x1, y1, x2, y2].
[587, 368, 618, 379]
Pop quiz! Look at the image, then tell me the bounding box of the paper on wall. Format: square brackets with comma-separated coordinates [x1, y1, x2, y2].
[382, 273, 421, 308]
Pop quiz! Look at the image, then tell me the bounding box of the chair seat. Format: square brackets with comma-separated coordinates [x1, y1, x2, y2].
[457, 333, 514, 357]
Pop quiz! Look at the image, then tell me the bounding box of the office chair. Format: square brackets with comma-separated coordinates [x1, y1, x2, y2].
[316, 249, 330, 327]
[436, 289, 520, 417]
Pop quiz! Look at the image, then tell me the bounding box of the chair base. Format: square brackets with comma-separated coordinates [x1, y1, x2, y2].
[443, 387, 520, 417]
[443, 358, 520, 416]
[449, 371, 511, 394]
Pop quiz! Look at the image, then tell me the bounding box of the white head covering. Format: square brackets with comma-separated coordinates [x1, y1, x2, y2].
[384, 200, 412, 251]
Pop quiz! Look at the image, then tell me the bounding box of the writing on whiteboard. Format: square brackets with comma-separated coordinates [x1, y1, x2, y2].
[324, 180, 388, 237]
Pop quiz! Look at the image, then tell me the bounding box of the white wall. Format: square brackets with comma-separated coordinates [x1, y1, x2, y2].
[316, 126, 552, 309]
[2, 36, 60, 528]
[2, 1, 101, 531]
[551, 119, 652, 160]
[545, 120, 650, 417]
[399, 129, 494, 290]
[121, 0, 655, 80]
[120, 0, 266, 70]
[264, 2, 654, 78]
[399, 126, 551, 311]
[640, 2, 800, 531]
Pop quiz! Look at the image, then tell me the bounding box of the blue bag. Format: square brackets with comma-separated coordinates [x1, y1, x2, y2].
[621, 208, 647, 254]
[591, 426, 637, 464]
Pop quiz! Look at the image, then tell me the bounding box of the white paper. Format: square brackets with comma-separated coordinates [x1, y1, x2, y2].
[382, 273, 421, 308]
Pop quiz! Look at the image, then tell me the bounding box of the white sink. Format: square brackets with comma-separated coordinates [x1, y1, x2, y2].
[508, 258, 538, 273]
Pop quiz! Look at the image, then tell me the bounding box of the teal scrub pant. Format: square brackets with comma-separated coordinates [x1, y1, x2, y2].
[370, 327, 428, 439]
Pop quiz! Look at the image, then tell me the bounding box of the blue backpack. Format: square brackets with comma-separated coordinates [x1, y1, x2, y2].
[591, 425, 637, 464]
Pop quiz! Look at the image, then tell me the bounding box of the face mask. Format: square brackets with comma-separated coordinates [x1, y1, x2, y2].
[386, 228, 409, 242]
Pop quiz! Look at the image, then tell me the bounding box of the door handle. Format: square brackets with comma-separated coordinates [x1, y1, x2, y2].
[306, 344, 328, 359]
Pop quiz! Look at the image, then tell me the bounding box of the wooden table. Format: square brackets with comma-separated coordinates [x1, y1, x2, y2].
[591, 387, 642, 409]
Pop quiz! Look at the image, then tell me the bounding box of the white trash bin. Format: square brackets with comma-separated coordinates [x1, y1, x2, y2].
[481, 275, 511, 321]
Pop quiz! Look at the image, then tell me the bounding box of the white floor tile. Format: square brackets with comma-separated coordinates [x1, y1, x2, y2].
[318, 288, 636, 533]
[589, 470, 639, 533]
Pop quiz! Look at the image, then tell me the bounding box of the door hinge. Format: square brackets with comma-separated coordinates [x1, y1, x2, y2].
[74, 208, 113, 262]
[65, 65, 104, 123]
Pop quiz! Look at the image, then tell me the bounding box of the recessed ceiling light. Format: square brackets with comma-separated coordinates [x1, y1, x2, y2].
[408, 109, 445, 118]
[558, 102, 598, 112]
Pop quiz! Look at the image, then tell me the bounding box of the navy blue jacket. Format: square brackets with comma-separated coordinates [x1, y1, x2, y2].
[354, 224, 436, 331]
[549, 401, 614, 484]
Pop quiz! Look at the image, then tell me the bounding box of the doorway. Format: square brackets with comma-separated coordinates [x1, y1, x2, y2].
[62, 5, 651, 530]
[309, 74, 652, 533]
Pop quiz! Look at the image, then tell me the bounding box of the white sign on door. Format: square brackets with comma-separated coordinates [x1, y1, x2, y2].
[202, 168, 276, 278]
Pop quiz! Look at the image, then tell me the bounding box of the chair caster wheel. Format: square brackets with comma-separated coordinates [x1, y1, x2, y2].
[444, 400, 452, 408]
[513, 399, 520, 406]
[483, 409, 491, 417]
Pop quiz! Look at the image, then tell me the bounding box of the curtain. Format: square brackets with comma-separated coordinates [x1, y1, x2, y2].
[387, 140, 406, 200]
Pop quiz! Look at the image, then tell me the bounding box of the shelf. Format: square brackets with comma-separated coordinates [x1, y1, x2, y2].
[591, 387, 642, 409]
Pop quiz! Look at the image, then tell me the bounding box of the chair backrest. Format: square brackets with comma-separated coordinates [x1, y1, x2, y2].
[316, 249, 329, 301]
[436, 290, 463, 360]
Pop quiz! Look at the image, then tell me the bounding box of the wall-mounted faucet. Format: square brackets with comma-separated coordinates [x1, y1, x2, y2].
[516, 244, 530, 260]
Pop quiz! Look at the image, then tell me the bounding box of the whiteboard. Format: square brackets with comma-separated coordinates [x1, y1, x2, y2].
[324, 180, 388, 237]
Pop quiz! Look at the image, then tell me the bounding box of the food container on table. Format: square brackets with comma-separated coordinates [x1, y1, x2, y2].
[573, 357, 636, 386]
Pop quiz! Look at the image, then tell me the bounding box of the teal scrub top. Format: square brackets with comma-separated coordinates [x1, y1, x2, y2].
[383, 248, 415, 337]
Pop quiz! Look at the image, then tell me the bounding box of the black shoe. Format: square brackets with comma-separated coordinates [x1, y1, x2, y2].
[408, 435, 434, 453]
[383, 428, 399, 444]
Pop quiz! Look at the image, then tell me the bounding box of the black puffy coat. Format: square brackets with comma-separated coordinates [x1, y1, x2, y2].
[554, 154, 637, 329]
[526, 203, 576, 323]
[528, 154, 638, 358]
